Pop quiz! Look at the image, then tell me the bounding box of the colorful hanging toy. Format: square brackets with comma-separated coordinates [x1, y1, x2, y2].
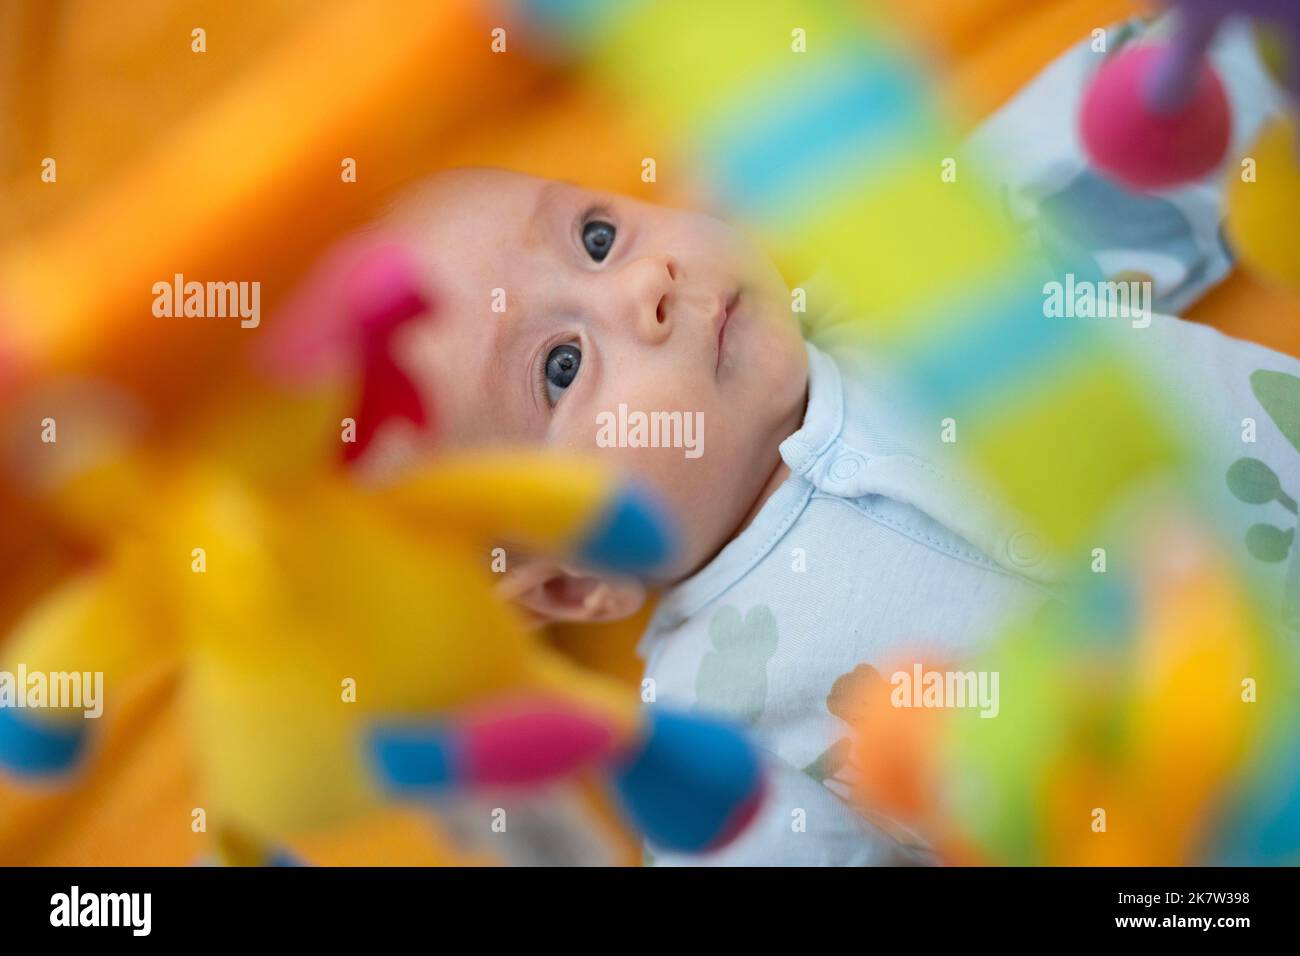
[848, 517, 1300, 865]
[1080, 0, 1300, 291]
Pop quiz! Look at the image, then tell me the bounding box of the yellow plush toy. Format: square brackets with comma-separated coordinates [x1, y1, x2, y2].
[0, 244, 765, 865]
[0, 0, 766, 863]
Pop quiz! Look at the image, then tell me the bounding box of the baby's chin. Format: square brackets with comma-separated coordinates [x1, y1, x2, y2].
[731, 291, 808, 409]
[664, 404, 806, 581]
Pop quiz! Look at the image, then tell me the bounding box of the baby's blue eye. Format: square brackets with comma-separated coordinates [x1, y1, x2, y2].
[582, 220, 616, 262]
[544, 343, 581, 404]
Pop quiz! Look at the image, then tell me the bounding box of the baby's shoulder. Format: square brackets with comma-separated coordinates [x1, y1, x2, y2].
[801, 345, 1059, 587]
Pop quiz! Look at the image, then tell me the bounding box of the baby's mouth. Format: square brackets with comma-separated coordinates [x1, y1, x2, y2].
[715, 290, 741, 373]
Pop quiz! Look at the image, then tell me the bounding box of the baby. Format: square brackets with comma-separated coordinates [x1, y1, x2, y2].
[371, 167, 1045, 864]
[362, 19, 1300, 867]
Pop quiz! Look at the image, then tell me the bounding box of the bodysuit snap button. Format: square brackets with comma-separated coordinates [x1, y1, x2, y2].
[1007, 530, 1043, 567]
[831, 455, 862, 479]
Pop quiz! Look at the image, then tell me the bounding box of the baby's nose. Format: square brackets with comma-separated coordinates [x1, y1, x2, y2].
[625, 253, 679, 344]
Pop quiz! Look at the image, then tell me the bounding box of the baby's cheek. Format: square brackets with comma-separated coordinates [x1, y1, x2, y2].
[566, 411, 697, 492]
[545, 402, 601, 453]
[557, 385, 747, 571]
[606, 441, 739, 567]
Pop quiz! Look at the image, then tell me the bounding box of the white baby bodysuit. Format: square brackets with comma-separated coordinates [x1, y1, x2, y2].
[639, 338, 1056, 866]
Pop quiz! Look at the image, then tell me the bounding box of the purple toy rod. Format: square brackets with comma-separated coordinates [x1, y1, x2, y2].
[1147, 0, 1300, 112]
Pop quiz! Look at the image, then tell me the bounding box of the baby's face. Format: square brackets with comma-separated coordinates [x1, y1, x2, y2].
[387, 169, 808, 579]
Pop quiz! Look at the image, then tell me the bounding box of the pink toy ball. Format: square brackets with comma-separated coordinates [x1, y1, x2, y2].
[1080, 44, 1232, 191]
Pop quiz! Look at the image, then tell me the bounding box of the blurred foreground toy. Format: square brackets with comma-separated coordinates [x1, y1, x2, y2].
[849, 519, 1300, 865]
[1079, 1, 1300, 290]
[525, 0, 1189, 571]
[0, 246, 763, 863]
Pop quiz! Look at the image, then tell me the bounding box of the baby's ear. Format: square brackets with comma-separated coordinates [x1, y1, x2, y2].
[497, 559, 646, 626]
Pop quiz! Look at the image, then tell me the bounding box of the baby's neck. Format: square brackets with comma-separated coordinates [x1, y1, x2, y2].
[707, 383, 809, 569]
[735, 445, 792, 538]
[664, 383, 809, 587]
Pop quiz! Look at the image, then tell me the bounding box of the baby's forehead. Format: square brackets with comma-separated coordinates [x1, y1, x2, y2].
[392, 171, 575, 281]
[397, 305, 534, 448]
[387, 171, 567, 446]
[394, 169, 571, 229]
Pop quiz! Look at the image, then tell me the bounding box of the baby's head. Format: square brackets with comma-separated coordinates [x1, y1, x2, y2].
[381, 168, 808, 620]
